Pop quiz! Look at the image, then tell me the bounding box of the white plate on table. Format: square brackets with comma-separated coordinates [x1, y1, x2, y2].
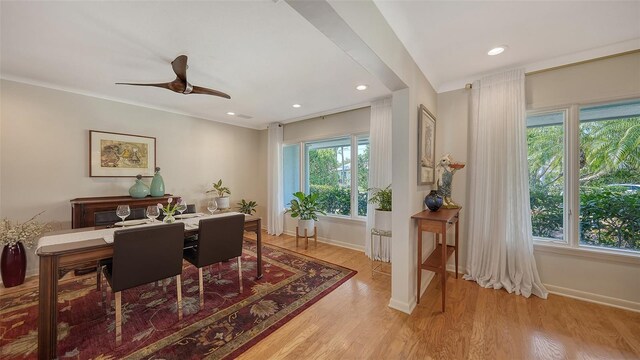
[174, 213, 205, 219]
[114, 219, 149, 226]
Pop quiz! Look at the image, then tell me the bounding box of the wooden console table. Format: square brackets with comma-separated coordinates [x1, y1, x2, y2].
[70, 194, 174, 228]
[412, 208, 460, 312]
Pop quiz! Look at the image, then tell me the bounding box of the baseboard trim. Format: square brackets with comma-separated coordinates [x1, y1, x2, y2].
[283, 230, 365, 252]
[388, 298, 416, 314]
[444, 264, 640, 313]
[0, 268, 39, 286]
[545, 284, 640, 313]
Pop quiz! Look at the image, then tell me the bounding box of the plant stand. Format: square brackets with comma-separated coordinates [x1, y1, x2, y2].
[295, 226, 317, 250]
[370, 228, 392, 277]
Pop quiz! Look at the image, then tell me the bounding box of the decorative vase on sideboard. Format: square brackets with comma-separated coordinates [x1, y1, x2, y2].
[1, 243, 27, 288]
[150, 167, 165, 197]
[129, 175, 150, 198]
[424, 190, 444, 212]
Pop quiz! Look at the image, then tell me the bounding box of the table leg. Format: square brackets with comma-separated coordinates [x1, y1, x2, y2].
[256, 218, 263, 279]
[38, 255, 59, 360]
[455, 218, 459, 279]
[441, 222, 447, 313]
[417, 221, 422, 304]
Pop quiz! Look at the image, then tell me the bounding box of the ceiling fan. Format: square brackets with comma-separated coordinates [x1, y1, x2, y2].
[116, 55, 231, 99]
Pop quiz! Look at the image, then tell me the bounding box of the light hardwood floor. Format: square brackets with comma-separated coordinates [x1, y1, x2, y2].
[3, 231, 639, 359]
[239, 232, 640, 360]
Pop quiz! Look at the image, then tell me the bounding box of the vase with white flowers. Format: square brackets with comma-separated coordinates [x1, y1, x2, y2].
[157, 197, 181, 224]
[0, 211, 51, 288]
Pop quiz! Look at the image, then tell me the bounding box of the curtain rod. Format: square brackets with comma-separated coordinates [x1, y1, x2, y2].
[465, 49, 640, 89]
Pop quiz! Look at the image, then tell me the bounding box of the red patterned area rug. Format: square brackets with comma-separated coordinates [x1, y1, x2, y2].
[0, 239, 356, 359]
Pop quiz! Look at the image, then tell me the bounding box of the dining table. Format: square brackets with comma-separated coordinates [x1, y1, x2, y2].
[35, 213, 262, 360]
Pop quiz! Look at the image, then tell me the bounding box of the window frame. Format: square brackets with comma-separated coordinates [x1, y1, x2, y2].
[283, 132, 369, 222]
[526, 107, 570, 245]
[527, 99, 640, 259]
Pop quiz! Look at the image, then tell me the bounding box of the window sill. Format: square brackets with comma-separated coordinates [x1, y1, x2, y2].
[317, 214, 367, 225]
[533, 241, 640, 265]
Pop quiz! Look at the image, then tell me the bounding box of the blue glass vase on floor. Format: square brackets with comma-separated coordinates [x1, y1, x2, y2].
[150, 167, 165, 197]
[424, 190, 443, 211]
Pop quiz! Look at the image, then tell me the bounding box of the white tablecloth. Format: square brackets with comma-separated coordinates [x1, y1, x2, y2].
[37, 212, 247, 250]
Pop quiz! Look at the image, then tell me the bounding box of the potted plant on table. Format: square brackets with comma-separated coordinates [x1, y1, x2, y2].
[206, 179, 231, 209]
[368, 185, 392, 232]
[237, 199, 258, 215]
[285, 191, 326, 236]
[0, 211, 51, 288]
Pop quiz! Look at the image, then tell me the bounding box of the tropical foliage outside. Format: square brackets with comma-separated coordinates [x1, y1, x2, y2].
[307, 141, 369, 216]
[527, 115, 640, 251]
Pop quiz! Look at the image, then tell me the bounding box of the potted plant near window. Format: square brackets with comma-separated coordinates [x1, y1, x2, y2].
[206, 179, 231, 209]
[368, 185, 392, 232]
[237, 199, 257, 215]
[285, 191, 326, 236]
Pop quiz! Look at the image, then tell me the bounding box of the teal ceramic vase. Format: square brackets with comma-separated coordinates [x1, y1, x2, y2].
[129, 175, 150, 198]
[150, 167, 165, 197]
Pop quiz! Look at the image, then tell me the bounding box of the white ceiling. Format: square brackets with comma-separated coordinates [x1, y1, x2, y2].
[3, 1, 639, 126]
[375, 1, 640, 92]
[0, 1, 389, 129]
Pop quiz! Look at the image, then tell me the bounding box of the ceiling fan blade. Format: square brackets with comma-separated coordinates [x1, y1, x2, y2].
[115, 82, 173, 90]
[191, 85, 231, 99]
[171, 55, 188, 82]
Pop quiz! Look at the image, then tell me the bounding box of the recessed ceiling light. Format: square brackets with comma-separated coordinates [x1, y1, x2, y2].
[292, 104, 301, 108]
[488, 46, 507, 56]
[356, 84, 368, 91]
[226, 112, 235, 116]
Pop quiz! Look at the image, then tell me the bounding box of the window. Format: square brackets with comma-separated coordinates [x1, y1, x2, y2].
[283, 134, 369, 219]
[527, 111, 567, 241]
[283, 144, 300, 207]
[526, 99, 640, 253]
[578, 101, 640, 252]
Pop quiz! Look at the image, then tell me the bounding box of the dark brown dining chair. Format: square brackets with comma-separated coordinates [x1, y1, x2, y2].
[101, 223, 185, 345]
[183, 214, 245, 308]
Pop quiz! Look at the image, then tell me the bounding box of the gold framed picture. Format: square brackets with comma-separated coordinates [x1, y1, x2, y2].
[89, 130, 156, 177]
[418, 105, 436, 185]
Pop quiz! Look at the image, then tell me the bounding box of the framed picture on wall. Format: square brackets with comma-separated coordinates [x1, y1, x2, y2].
[418, 105, 436, 185]
[89, 130, 156, 177]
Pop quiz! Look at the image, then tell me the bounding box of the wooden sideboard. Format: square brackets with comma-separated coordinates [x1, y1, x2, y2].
[70, 194, 174, 228]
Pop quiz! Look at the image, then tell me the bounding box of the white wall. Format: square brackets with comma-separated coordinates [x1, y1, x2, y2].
[0, 80, 264, 279]
[436, 52, 640, 311]
[325, 0, 439, 314]
[281, 107, 370, 251]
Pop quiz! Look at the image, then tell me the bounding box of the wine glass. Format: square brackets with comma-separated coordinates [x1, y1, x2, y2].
[116, 205, 131, 226]
[207, 200, 218, 215]
[176, 199, 188, 217]
[146, 205, 159, 223]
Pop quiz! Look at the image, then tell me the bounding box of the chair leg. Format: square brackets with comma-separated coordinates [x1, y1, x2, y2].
[237, 257, 243, 294]
[101, 271, 107, 314]
[96, 263, 102, 291]
[198, 267, 204, 308]
[115, 291, 122, 346]
[176, 275, 183, 321]
[296, 226, 299, 248]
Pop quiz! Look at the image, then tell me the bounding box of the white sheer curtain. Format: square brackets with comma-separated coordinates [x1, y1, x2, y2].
[366, 98, 392, 260]
[464, 69, 548, 299]
[267, 123, 284, 235]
